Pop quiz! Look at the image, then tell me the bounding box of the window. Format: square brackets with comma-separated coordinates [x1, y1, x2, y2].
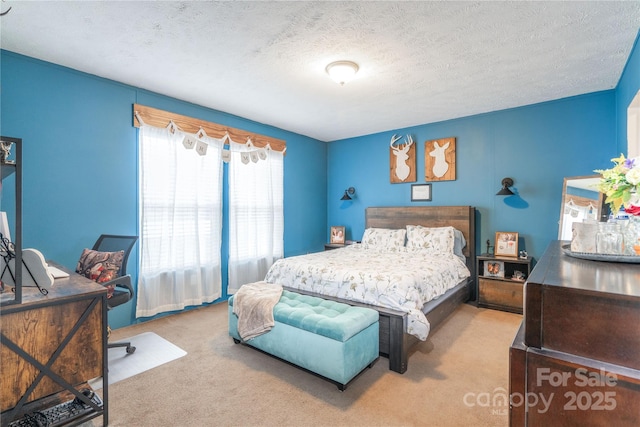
[227, 141, 284, 293]
[136, 124, 223, 318]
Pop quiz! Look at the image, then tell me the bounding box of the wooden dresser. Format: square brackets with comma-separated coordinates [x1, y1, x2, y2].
[0, 264, 108, 426]
[509, 241, 640, 426]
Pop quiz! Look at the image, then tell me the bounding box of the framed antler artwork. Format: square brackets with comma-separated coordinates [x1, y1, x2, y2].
[389, 134, 417, 183]
[425, 137, 456, 181]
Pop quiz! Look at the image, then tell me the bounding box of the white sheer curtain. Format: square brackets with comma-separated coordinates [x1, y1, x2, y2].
[136, 124, 223, 318]
[227, 140, 284, 294]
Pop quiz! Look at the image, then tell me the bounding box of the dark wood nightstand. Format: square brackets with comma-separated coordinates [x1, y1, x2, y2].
[324, 243, 345, 250]
[476, 253, 533, 313]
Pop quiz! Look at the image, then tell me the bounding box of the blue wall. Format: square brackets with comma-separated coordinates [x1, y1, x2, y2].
[326, 29, 640, 259]
[0, 51, 327, 328]
[327, 92, 616, 258]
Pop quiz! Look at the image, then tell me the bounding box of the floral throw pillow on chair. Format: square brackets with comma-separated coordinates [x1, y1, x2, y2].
[76, 249, 124, 298]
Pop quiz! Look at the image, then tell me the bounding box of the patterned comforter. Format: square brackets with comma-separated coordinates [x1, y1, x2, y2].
[264, 244, 470, 340]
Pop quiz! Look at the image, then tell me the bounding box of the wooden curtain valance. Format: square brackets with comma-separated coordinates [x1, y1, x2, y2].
[133, 104, 286, 152]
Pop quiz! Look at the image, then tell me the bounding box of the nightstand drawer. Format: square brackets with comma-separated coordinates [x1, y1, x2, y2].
[478, 278, 523, 312]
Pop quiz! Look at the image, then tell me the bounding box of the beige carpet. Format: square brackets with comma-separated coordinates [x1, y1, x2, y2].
[100, 301, 522, 427]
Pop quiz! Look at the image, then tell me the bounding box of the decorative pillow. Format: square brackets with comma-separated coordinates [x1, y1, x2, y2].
[406, 225, 455, 254]
[76, 249, 124, 298]
[361, 228, 406, 251]
[453, 229, 467, 261]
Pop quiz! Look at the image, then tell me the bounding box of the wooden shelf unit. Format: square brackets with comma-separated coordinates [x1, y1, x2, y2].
[476, 253, 533, 313]
[0, 135, 108, 425]
[0, 263, 109, 426]
[0, 135, 23, 307]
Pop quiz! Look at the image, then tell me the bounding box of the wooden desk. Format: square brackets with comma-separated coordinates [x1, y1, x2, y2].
[509, 241, 640, 426]
[0, 263, 108, 426]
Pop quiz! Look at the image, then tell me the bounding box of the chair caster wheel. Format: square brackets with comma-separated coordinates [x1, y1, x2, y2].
[126, 345, 136, 354]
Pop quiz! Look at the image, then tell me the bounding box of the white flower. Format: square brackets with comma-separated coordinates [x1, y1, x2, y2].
[626, 165, 640, 185]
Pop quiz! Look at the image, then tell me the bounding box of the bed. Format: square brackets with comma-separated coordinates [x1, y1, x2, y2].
[265, 206, 476, 374]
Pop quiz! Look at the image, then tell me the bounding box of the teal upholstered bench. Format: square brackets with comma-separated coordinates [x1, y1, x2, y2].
[228, 289, 379, 390]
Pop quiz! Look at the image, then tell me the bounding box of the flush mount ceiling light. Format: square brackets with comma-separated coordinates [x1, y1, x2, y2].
[325, 61, 359, 86]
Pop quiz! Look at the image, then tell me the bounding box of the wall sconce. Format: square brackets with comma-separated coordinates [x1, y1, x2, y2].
[326, 61, 359, 86]
[341, 187, 356, 200]
[496, 177, 515, 196]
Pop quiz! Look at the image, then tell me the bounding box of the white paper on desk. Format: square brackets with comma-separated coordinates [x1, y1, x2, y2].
[48, 265, 70, 278]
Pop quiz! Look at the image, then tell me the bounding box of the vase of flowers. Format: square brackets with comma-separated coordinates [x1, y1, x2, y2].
[595, 154, 640, 255]
[625, 216, 640, 255]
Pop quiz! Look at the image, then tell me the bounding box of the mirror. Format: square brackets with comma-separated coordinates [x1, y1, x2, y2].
[558, 175, 609, 240]
[629, 90, 640, 158]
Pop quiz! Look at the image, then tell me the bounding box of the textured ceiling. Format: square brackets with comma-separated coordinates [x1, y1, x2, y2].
[1, 1, 639, 142]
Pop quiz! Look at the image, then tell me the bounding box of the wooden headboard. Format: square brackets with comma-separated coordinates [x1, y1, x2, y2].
[365, 206, 476, 276]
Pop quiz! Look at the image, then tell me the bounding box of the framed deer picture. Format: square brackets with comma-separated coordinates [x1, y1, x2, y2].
[425, 137, 456, 181]
[389, 134, 417, 183]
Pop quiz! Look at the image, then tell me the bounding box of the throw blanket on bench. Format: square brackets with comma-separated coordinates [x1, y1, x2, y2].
[233, 282, 284, 341]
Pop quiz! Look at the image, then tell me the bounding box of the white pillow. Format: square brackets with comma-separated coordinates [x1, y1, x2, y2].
[361, 228, 406, 251]
[453, 229, 467, 262]
[406, 225, 456, 254]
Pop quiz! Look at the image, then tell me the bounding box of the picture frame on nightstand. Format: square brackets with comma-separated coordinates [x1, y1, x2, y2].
[495, 231, 518, 257]
[330, 226, 345, 244]
[483, 260, 504, 278]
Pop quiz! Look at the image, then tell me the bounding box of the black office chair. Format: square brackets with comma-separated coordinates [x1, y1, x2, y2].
[78, 234, 138, 354]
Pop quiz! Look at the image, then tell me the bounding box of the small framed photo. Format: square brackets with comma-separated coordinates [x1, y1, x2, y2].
[484, 260, 504, 278]
[330, 226, 346, 244]
[512, 270, 526, 282]
[411, 184, 432, 202]
[495, 232, 519, 258]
